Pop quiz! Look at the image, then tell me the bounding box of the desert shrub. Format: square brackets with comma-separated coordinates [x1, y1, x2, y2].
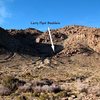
[1, 75, 19, 90]
[39, 93, 50, 100]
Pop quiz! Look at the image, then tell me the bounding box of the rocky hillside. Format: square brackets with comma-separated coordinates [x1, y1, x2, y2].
[36, 25, 100, 55]
[0, 25, 100, 100]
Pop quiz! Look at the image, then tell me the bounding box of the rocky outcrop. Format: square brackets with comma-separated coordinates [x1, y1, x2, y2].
[0, 27, 11, 47]
[0, 27, 43, 52]
[63, 26, 100, 55]
[36, 30, 67, 44]
[0, 25, 100, 56]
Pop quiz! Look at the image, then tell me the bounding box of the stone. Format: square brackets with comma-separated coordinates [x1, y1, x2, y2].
[41, 85, 52, 92]
[18, 83, 32, 93]
[50, 84, 61, 93]
[36, 37, 41, 43]
[44, 58, 50, 65]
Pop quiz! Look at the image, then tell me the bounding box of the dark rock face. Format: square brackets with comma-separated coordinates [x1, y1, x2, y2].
[8, 28, 42, 46]
[0, 27, 11, 47]
[0, 27, 42, 52]
[0, 27, 20, 51]
[0, 27, 63, 58]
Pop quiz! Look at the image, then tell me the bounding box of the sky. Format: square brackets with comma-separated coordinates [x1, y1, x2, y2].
[0, 0, 100, 31]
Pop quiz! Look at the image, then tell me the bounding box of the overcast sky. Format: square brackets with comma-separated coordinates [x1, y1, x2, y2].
[0, 0, 100, 31]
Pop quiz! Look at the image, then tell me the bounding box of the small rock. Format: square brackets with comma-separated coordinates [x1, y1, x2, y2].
[33, 86, 42, 93]
[71, 95, 76, 99]
[77, 93, 85, 100]
[18, 83, 32, 93]
[52, 60, 58, 65]
[60, 83, 73, 91]
[50, 84, 61, 93]
[76, 79, 88, 93]
[61, 97, 68, 100]
[36, 37, 41, 43]
[36, 62, 46, 69]
[68, 97, 73, 100]
[42, 85, 52, 92]
[44, 58, 50, 65]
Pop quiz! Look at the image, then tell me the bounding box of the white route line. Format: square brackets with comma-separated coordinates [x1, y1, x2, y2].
[48, 27, 55, 52]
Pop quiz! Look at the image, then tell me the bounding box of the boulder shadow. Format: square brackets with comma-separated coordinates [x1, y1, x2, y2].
[17, 43, 64, 58]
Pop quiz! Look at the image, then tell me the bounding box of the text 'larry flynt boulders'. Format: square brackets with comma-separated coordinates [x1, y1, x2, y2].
[30, 21, 61, 25]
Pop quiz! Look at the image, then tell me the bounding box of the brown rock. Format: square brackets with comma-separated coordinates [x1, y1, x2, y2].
[18, 83, 32, 93]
